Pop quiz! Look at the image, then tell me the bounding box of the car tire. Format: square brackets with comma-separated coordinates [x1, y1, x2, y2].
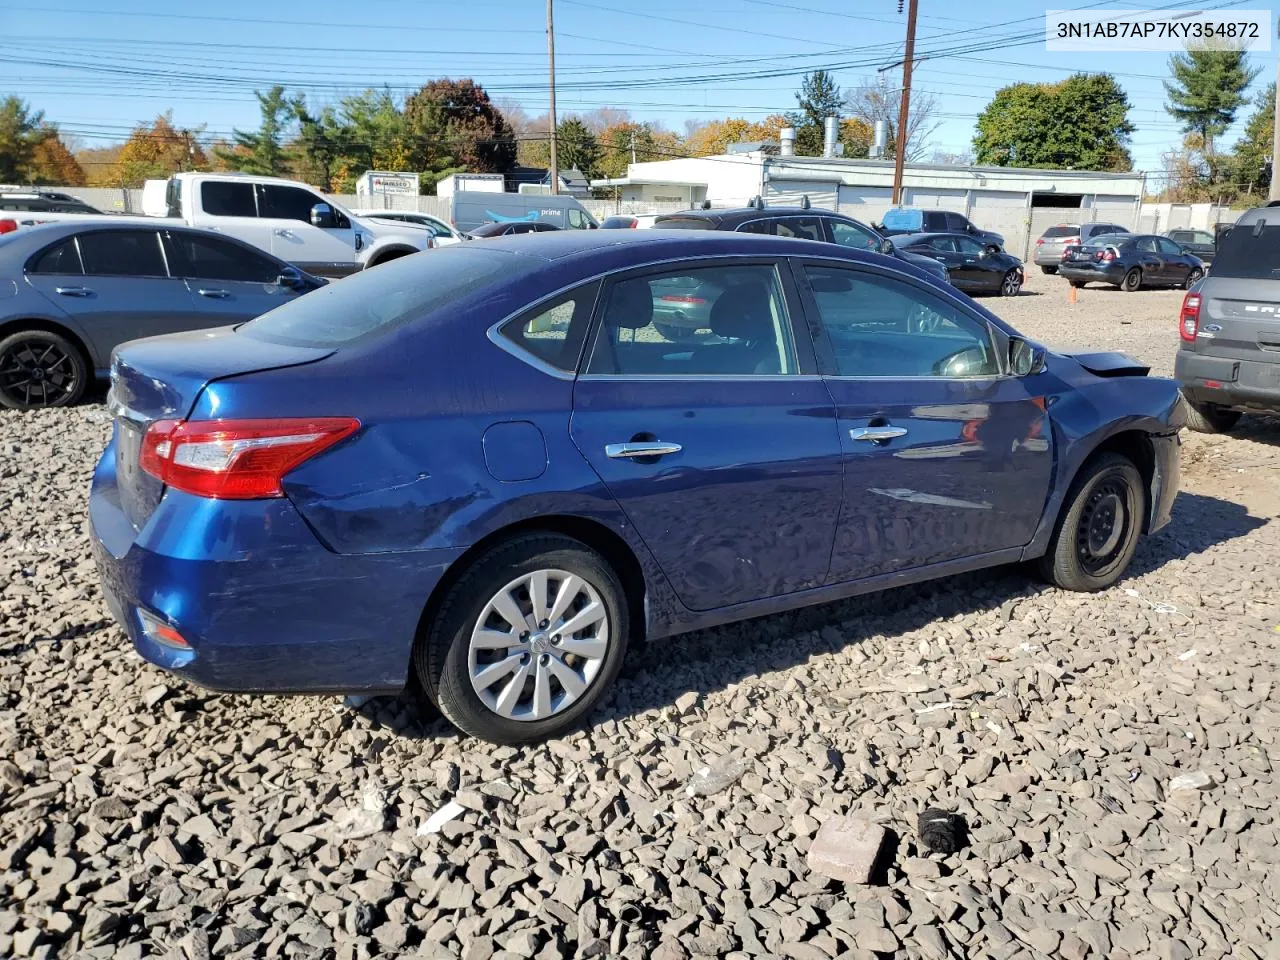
[1183, 267, 1204, 290]
[416, 533, 630, 744]
[1183, 397, 1241, 434]
[1040, 265, 1058, 275]
[0, 329, 88, 411]
[1069, 279, 1087, 289]
[1121, 268, 1142, 292]
[1038, 452, 1145, 592]
[653, 321, 702, 344]
[1000, 269, 1022, 297]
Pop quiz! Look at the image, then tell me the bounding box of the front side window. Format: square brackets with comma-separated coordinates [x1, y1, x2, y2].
[201, 181, 257, 218]
[1157, 238, 1183, 256]
[586, 263, 796, 376]
[923, 212, 948, 231]
[1191, 230, 1214, 244]
[955, 236, 987, 255]
[167, 232, 280, 284]
[927, 237, 959, 253]
[498, 283, 598, 372]
[567, 208, 591, 229]
[945, 212, 969, 231]
[258, 185, 344, 226]
[28, 238, 83, 275]
[78, 231, 168, 278]
[1135, 237, 1158, 253]
[829, 219, 881, 250]
[804, 265, 998, 379]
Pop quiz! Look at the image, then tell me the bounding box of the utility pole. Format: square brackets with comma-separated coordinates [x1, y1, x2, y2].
[546, 0, 559, 195]
[1270, 19, 1280, 202]
[891, 0, 918, 206]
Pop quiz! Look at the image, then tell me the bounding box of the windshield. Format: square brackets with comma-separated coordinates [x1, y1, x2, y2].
[240, 247, 518, 347]
[653, 217, 715, 230]
[1211, 221, 1280, 279]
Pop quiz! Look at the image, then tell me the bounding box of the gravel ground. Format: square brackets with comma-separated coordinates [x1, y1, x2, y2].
[3, 269, 1280, 960]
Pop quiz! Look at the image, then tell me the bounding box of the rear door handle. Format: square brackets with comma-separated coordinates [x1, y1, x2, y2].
[274, 228, 294, 238]
[851, 426, 908, 442]
[197, 289, 231, 299]
[54, 286, 92, 297]
[605, 441, 682, 459]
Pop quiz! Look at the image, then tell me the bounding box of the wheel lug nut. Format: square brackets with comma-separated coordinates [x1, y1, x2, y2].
[539, 654, 551, 666]
[552, 635, 561, 645]
[539, 620, 548, 629]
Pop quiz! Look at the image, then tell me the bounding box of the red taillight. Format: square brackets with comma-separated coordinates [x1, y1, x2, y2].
[629, 220, 638, 228]
[1096, 248, 1116, 262]
[0, 219, 17, 234]
[660, 295, 706, 304]
[1035, 237, 1043, 246]
[1180, 292, 1201, 342]
[139, 417, 360, 499]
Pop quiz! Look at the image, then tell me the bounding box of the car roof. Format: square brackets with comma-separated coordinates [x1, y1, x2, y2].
[656, 206, 838, 227]
[0, 218, 277, 256]
[1232, 204, 1280, 226]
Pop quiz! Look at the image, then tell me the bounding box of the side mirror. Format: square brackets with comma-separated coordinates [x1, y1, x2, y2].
[878, 238, 895, 255]
[310, 203, 335, 228]
[983, 243, 1000, 257]
[277, 266, 305, 290]
[1009, 337, 1046, 377]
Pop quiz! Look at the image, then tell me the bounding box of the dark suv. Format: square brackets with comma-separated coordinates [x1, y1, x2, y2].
[876, 208, 1004, 248]
[654, 205, 951, 284]
[1175, 204, 1280, 432]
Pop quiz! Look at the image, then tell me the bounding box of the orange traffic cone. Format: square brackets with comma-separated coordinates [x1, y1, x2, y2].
[1067, 283, 1077, 305]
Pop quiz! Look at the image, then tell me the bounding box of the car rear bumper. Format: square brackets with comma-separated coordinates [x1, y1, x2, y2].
[1176, 349, 1280, 412]
[1058, 262, 1127, 285]
[1034, 250, 1065, 266]
[89, 438, 462, 694]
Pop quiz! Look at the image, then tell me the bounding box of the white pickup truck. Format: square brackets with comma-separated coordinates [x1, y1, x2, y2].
[146, 173, 434, 277]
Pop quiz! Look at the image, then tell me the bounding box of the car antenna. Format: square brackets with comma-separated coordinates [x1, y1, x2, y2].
[800, 195, 811, 210]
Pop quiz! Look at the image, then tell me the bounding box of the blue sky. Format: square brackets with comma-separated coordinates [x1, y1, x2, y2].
[3, 0, 1275, 183]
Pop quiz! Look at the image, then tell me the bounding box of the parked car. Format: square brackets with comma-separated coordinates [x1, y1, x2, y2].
[1034, 222, 1129, 274]
[468, 221, 562, 238]
[889, 233, 1024, 296]
[450, 191, 598, 233]
[90, 230, 1182, 744]
[0, 220, 324, 410]
[154, 173, 435, 277]
[654, 205, 951, 282]
[351, 209, 467, 245]
[877, 207, 1004, 248]
[1164, 228, 1216, 263]
[1175, 203, 1280, 432]
[601, 214, 660, 229]
[1, 188, 106, 236]
[1058, 234, 1204, 292]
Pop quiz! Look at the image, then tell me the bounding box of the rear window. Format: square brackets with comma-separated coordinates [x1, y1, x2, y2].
[240, 248, 516, 347]
[654, 217, 715, 230]
[1041, 226, 1079, 238]
[1210, 221, 1280, 279]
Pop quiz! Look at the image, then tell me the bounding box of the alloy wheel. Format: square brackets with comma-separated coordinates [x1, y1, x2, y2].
[1001, 270, 1021, 296]
[467, 568, 610, 721]
[0, 338, 80, 408]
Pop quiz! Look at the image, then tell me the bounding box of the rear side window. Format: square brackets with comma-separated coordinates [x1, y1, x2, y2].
[944, 213, 969, 231]
[28, 238, 83, 275]
[201, 181, 257, 218]
[1042, 226, 1078, 239]
[1209, 221, 1280, 279]
[775, 217, 823, 240]
[923, 212, 947, 231]
[241, 247, 517, 347]
[78, 231, 168, 277]
[498, 282, 599, 372]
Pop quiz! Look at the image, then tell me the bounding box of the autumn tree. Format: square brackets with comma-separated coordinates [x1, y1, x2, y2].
[1165, 48, 1258, 183]
[113, 113, 208, 187]
[596, 121, 682, 180]
[974, 73, 1134, 171]
[27, 133, 85, 185]
[403, 78, 516, 190]
[684, 117, 778, 156]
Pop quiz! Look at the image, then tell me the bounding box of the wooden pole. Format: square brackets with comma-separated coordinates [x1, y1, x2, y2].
[891, 0, 919, 206]
[547, 0, 559, 195]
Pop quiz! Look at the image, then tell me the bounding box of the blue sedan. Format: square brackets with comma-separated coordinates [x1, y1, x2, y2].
[90, 231, 1183, 744]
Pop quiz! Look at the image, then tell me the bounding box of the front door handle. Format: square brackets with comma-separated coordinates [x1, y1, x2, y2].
[196, 288, 231, 299]
[274, 228, 294, 238]
[54, 286, 92, 297]
[850, 426, 908, 443]
[606, 441, 682, 459]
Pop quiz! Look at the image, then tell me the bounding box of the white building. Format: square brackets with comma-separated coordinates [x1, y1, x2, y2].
[592, 153, 1148, 260]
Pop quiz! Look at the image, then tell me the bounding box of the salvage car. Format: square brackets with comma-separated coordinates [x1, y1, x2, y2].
[1058, 233, 1204, 292]
[90, 231, 1183, 744]
[0, 220, 324, 410]
[888, 232, 1024, 296]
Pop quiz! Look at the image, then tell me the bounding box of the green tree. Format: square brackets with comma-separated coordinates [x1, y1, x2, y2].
[553, 117, 601, 179]
[1230, 82, 1274, 196]
[293, 101, 349, 192]
[217, 86, 295, 176]
[973, 73, 1134, 171]
[786, 70, 843, 156]
[0, 97, 46, 182]
[1164, 48, 1259, 183]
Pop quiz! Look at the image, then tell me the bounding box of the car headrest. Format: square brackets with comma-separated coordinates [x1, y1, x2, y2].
[709, 282, 774, 341]
[608, 279, 653, 330]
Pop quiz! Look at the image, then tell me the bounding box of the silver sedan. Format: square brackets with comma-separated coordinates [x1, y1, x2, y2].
[0, 220, 324, 410]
